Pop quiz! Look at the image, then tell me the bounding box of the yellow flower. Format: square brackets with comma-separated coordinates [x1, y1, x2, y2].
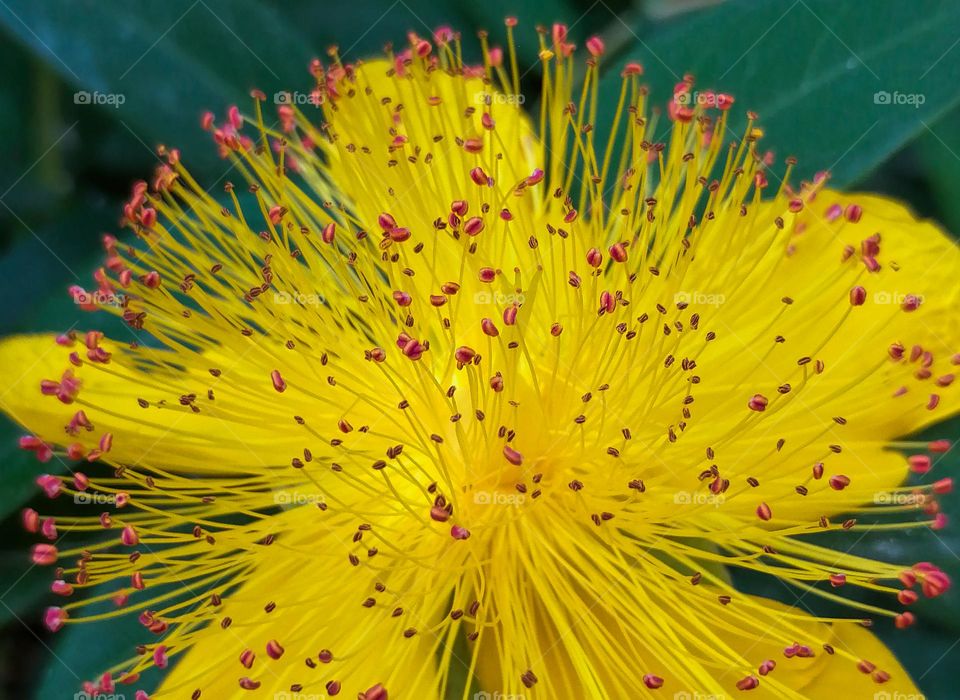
[4, 22, 959, 700]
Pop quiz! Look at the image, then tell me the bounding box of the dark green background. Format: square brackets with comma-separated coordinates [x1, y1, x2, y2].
[0, 0, 958, 697]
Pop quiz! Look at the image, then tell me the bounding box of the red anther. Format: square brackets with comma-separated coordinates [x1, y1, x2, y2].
[44, 606, 67, 632]
[716, 93, 735, 110]
[490, 373, 504, 392]
[361, 683, 388, 700]
[322, 222, 336, 244]
[481, 318, 499, 337]
[336, 419, 353, 434]
[748, 394, 768, 412]
[788, 198, 804, 213]
[586, 248, 602, 267]
[41, 518, 57, 540]
[622, 62, 644, 77]
[36, 474, 61, 498]
[478, 267, 496, 283]
[392, 290, 412, 307]
[552, 22, 568, 46]
[451, 200, 468, 216]
[840, 244, 855, 262]
[609, 242, 627, 262]
[140, 208, 157, 228]
[525, 168, 544, 186]
[135, 691, 149, 700]
[430, 294, 447, 307]
[266, 639, 284, 659]
[463, 137, 483, 153]
[897, 589, 918, 605]
[861, 235, 880, 257]
[736, 675, 759, 690]
[503, 445, 523, 466]
[430, 505, 450, 522]
[388, 227, 411, 242]
[101, 513, 113, 528]
[844, 204, 863, 223]
[550, 323, 563, 336]
[464, 217, 485, 236]
[829, 474, 851, 491]
[857, 660, 876, 674]
[564, 208, 578, 223]
[899, 570, 917, 588]
[599, 291, 615, 314]
[873, 670, 891, 684]
[415, 39, 432, 57]
[933, 513, 948, 530]
[758, 660, 776, 676]
[499, 207, 513, 221]
[756, 502, 772, 521]
[22, 508, 39, 533]
[121, 525, 139, 546]
[32, 544, 58, 565]
[849, 286, 866, 306]
[902, 294, 921, 311]
[812, 462, 825, 479]
[201, 111, 215, 130]
[131, 572, 145, 590]
[888, 342, 905, 360]
[910, 345, 924, 362]
[450, 525, 471, 540]
[455, 346, 476, 365]
[921, 570, 951, 598]
[239, 678, 261, 690]
[326, 681, 341, 696]
[933, 478, 952, 494]
[377, 213, 397, 231]
[470, 167, 491, 186]
[642, 675, 663, 689]
[586, 36, 605, 57]
[270, 369, 287, 393]
[239, 649, 255, 669]
[928, 439, 951, 453]
[368, 347, 386, 362]
[116, 492, 129, 507]
[908, 455, 931, 474]
[227, 105, 243, 129]
[153, 645, 169, 669]
[503, 304, 518, 325]
[928, 394, 941, 410]
[142, 270, 161, 289]
[268, 206, 283, 225]
[99, 432, 113, 453]
[51, 579, 73, 596]
[830, 574, 846, 587]
[936, 374, 955, 386]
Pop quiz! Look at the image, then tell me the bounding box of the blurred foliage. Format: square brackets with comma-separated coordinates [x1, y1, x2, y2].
[0, 0, 956, 698]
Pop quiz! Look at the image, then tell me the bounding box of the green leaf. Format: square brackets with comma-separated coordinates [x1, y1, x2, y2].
[0, 0, 317, 174]
[595, 0, 960, 186]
